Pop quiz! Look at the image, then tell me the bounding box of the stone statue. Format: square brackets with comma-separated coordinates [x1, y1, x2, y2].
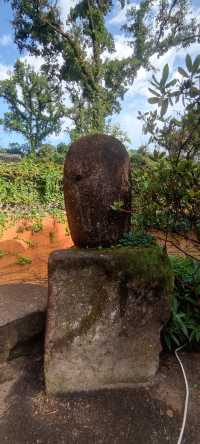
[64, 134, 131, 247]
[45, 134, 172, 396]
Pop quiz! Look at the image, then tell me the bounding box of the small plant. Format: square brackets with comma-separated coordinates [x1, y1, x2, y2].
[16, 225, 25, 233]
[49, 230, 56, 242]
[49, 208, 66, 224]
[16, 255, 32, 265]
[111, 200, 125, 211]
[0, 249, 5, 258]
[24, 239, 35, 248]
[118, 232, 156, 247]
[163, 256, 200, 350]
[31, 222, 43, 233]
[0, 212, 7, 236]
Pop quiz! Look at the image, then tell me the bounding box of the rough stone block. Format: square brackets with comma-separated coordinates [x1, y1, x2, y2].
[45, 246, 173, 395]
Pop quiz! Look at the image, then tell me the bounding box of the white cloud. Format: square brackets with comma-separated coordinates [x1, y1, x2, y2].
[0, 34, 12, 47]
[108, 1, 138, 27]
[111, 109, 145, 148]
[0, 63, 13, 80]
[19, 54, 44, 72]
[58, 0, 78, 27]
[112, 35, 132, 60]
[47, 116, 72, 144]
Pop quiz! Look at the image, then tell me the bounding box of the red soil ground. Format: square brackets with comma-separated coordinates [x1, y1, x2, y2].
[0, 216, 73, 285]
[0, 217, 199, 286]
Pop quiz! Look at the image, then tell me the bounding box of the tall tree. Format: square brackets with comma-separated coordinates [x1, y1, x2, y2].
[7, 0, 200, 138]
[0, 60, 66, 153]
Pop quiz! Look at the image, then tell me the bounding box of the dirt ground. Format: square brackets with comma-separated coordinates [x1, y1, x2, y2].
[0, 216, 73, 285]
[0, 350, 200, 444]
[0, 217, 199, 287]
[0, 218, 200, 443]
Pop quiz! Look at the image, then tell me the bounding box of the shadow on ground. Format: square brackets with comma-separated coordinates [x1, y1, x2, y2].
[1, 351, 200, 444]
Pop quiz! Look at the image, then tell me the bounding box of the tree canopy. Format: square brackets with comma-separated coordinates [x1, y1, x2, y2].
[0, 59, 66, 152]
[7, 0, 200, 138]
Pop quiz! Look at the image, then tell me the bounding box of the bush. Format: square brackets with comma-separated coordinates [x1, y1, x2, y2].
[131, 151, 200, 234]
[163, 256, 200, 350]
[0, 158, 64, 208]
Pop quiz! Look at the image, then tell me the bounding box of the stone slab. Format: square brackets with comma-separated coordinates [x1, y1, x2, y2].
[45, 246, 173, 395]
[0, 283, 47, 362]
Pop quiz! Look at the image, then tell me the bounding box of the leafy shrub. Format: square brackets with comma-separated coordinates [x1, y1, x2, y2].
[118, 232, 156, 247]
[131, 152, 200, 234]
[0, 212, 7, 236]
[0, 158, 63, 208]
[163, 256, 200, 350]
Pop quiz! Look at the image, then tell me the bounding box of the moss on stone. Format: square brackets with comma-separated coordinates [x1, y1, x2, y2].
[51, 244, 173, 352]
[97, 244, 173, 294]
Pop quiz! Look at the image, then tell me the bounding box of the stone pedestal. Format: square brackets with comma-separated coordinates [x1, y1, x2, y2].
[44, 246, 173, 395]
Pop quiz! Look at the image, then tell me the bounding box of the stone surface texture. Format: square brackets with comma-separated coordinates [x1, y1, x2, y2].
[0, 284, 47, 362]
[45, 246, 173, 395]
[64, 134, 131, 247]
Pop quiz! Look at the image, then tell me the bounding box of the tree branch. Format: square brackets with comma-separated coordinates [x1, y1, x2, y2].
[42, 18, 97, 95]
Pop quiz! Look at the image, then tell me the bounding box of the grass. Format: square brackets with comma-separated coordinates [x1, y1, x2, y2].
[31, 222, 43, 233]
[16, 255, 32, 265]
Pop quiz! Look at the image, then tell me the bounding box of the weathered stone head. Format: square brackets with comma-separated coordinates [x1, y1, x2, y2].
[64, 134, 131, 247]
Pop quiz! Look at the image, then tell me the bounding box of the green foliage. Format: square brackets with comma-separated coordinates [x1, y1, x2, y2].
[31, 222, 43, 233]
[0, 60, 66, 153]
[164, 256, 200, 350]
[111, 200, 125, 211]
[131, 150, 200, 233]
[118, 232, 156, 247]
[135, 54, 200, 235]
[7, 0, 200, 139]
[146, 53, 200, 122]
[0, 158, 64, 209]
[16, 256, 32, 265]
[0, 249, 6, 258]
[0, 212, 7, 236]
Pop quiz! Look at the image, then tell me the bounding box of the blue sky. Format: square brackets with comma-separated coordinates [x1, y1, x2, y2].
[0, 0, 200, 149]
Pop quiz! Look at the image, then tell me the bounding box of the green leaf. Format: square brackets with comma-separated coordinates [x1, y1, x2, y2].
[190, 86, 199, 97]
[166, 79, 177, 88]
[171, 334, 180, 346]
[161, 64, 169, 85]
[148, 97, 160, 104]
[176, 316, 189, 337]
[160, 99, 168, 117]
[192, 55, 200, 73]
[178, 67, 189, 78]
[152, 74, 160, 86]
[148, 88, 161, 97]
[186, 54, 193, 73]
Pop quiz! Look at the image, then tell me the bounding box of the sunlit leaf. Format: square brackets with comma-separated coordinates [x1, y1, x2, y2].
[178, 67, 189, 78]
[192, 54, 200, 73]
[186, 54, 193, 73]
[166, 79, 177, 88]
[160, 99, 168, 117]
[148, 88, 161, 97]
[161, 64, 169, 85]
[148, 97, 160, 104]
